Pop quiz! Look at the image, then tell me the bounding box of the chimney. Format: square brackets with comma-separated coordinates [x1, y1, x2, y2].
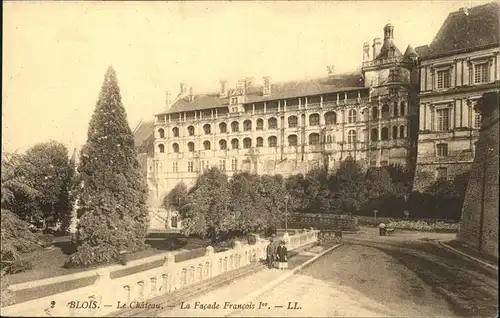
[372, 38, 381, 61]
[219, 80, 228, 98]
[383, 23, 394, 40]
[180, 83, 188, 96]
[262, 76, 271, 96]
[188, 87, 194, 102]
[459, 7, 469, 16]
[165, 91, 171, 108]
[363, 42, 370, 62]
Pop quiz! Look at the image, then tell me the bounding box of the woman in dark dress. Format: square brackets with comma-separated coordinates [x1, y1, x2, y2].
[276, 240, 288, 269]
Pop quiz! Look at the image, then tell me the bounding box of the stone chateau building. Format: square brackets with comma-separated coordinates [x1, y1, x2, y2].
[133, 2, 499, 229]
[413, 2, 500, 190]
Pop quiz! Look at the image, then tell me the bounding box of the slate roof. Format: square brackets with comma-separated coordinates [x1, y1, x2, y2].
[423, 2, 500, 59]
[133, 120, 155, 155]
[164, 73, 365, 114]
[376, 39, 403, 60]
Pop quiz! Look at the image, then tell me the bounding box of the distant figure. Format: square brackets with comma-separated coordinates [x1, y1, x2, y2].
[266, 238, 275, 269]
[379, 223, 386, 236]
[276, 240, 288, 270]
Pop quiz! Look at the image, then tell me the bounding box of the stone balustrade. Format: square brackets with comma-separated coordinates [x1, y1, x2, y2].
[1, 230, 319, 317]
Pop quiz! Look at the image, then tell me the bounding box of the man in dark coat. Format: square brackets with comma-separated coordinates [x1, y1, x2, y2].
[266, 236, 276, 269]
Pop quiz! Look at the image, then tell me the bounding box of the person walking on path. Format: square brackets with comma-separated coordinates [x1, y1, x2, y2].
[276, 240, 288, 269]
[266, 237, 276, 269]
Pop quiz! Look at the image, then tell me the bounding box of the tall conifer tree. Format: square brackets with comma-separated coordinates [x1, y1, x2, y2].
[67, 66, 149, 267]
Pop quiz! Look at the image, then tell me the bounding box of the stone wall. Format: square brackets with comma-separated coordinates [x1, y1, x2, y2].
[457, 91, 499, 261]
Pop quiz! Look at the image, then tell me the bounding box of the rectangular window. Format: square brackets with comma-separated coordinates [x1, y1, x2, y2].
[474, 63, 488, 84]
[231, 159, 238, 171]
[187, 161, 194, 172]
[436, 167, 448, 181]
[436, 143, 448, 157]
[389, 68, 400, 82]
[437, 70, 450, 89]
[436, 108, 450, 131]
[219, 160, 226, 171]
[201, 160, 205, 171]
[172, 162, 178, 172]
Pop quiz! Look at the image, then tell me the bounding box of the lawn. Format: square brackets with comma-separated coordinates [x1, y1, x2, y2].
[5, 234, 208, 286]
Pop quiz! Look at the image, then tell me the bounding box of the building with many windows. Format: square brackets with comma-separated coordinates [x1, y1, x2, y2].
[148, 24, 420, 207]
[413, 2, 500, 190]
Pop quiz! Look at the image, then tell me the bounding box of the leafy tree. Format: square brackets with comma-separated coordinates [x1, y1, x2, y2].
[181, 168, 232, 243]
[333, 157, 366, 215]
[229, 172, 267, 234]
[304, 168, 331, 214]
[163, 182, 188, 211]
[424, 172, 470, 219]
[257, 174, 287, 231]
[66, 66, 149, 267]
[6, 142, 75, 231]
[363, 167, 397, 215]
[385, 163, 413, 198]
[284, 173, 306, 214]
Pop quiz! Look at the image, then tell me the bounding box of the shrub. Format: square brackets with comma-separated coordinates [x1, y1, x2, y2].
[39, 234, 55, 248]
[6, 259, 34, 275]
[387, 220, 460, 232]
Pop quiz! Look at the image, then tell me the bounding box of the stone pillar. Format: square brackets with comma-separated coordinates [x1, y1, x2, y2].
[419, 103, 426, 130]
[458, 91, 499, 260]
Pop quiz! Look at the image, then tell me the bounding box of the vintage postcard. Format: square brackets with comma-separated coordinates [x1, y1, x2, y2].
[1, 1, 498, 317]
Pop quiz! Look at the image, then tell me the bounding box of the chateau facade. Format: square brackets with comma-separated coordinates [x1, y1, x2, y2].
[148, 24, 419, 207]
[413, 3, 500, 190]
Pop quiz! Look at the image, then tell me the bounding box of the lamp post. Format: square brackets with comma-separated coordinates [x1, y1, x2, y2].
[284, 194, 290, 234]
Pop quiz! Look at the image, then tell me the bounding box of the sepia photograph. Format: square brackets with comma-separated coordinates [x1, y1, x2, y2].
[1, 1, 499, 317]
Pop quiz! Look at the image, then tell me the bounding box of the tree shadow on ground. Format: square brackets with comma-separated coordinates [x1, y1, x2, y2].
[53, 241, 77, 255]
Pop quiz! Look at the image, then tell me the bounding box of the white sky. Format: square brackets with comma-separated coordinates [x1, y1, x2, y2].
[2, 0, 490, 154]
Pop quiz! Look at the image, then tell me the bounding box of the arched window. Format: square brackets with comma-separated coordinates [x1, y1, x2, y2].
[288, 135, 298, 146]
[400, 125, 406, 138]
[392, 126, 398, 139]
[203, 140, 211, 150]
[219, 122, 227, 133]
[231, 138, 239, 149]
[231, 121, 239, 132]
[243, 120, 252, 131]
[172, 143, 179, 153]
[203, 124, 211, 135]
[256, 119, 264, 130]
[243, 138, 252, 149]
[348, 109, 357, 123]
[158, 128, 165, 138]
[268, 117, 277, 129]
[381, 104, 390, 119]
[381, 127, 389, 140]
[219, 139, 227, 150]
[362, 108, 369, 121]
[158, 144, 165, 153]
[347, 130, 357, 143]
[172, 127, 179, 137]
[256, 137, 264, 147]
[187, 125, 195, 136]
[187, 142, 195, 152]
[324, 112, 337, 125]
[268, 136, 277, 147]
[400, 101, 406, 116]
[309, 133, 320, 145]
[288, 116, 298, 128]
[371, 128, 378, 141]
[309, 114, 320, 126]
[372, 106, 379, 120]
[393, 101, 399, 117]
